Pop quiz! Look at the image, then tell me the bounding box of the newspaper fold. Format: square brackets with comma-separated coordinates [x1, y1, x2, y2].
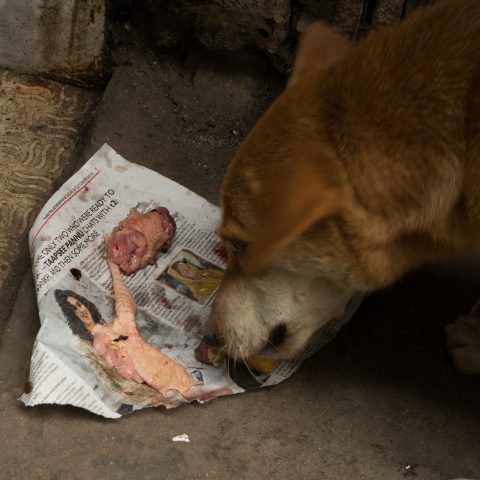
[21, 145, 362, 418]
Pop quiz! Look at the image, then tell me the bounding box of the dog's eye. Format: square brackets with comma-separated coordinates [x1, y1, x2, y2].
[228, 239, 247, 256]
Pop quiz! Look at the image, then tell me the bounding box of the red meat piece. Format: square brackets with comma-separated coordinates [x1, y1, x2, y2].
[105, 207, 176, 274]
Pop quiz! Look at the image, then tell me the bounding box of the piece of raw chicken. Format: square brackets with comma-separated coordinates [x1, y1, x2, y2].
[90, 259, 197, 394]
[194, 337, 277, 373]
[105, 207, 176, 274]
[194, 337, 225, 367]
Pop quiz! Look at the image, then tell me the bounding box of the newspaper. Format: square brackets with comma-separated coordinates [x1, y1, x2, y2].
[21, 144, 363, 418]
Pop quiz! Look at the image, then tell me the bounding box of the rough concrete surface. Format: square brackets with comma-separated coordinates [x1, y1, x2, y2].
[0, 46, 479, 480]
[81, 45, 283, 204]
[0, 69, 99, 325]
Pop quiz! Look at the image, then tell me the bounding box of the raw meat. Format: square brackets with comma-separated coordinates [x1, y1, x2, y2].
[89, 259, 197, 394]
[194, 338, 225, 367]
[194, 338, 277, 372]
[105, 207, 176, 274]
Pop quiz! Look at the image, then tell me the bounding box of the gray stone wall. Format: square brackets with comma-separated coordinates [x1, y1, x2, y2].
[0, 1, 435, 81]
[0, 0, 105, 85]
[116, 0, 435, 72]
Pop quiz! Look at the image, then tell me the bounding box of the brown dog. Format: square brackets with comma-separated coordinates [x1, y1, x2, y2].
[206, 0, 480, 374]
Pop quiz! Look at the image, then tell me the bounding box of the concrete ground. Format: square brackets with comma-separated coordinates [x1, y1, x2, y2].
[0, 44, 479, 480]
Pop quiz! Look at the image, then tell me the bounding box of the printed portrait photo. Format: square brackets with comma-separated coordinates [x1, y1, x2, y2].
[156, 249, 224, 305]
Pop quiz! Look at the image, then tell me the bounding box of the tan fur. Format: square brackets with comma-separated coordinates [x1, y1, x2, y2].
[288, 21, 350, 86]
[208, 0, 480, 371]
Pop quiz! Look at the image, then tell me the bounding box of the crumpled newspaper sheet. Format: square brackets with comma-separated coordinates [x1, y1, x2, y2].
[21, 144, 363, 418]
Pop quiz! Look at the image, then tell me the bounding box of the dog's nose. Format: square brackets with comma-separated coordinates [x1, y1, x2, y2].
[267, 322, 287, 348]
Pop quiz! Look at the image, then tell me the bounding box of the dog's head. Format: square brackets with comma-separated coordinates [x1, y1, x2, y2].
[201, 24, 366, 358]
[203, 22, 366, 361]
[207, 90, 359, 361]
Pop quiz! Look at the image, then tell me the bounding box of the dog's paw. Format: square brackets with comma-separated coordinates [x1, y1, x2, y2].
[445, 300, 480, 375]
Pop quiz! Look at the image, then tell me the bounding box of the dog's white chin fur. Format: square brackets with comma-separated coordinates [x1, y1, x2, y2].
[208, 264, 356, 361]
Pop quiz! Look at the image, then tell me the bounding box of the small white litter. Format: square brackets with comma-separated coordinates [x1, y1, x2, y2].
[172, 434, 190, 443]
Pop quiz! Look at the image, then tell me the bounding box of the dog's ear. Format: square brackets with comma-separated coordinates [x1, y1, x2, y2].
[289, 21, 350, 86]
[243, 149, 346, 273]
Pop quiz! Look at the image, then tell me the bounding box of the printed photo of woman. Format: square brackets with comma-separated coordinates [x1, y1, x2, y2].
[157, 250, 224, 304]
[54, 289, 105, 342]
